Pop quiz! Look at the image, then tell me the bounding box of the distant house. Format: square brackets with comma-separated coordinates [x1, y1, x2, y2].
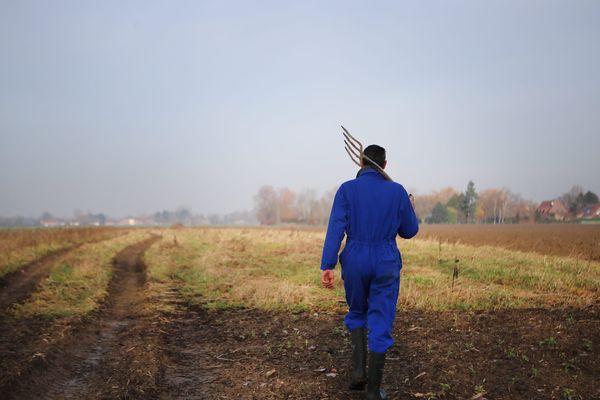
[536, 199, 569, 221]
[40, 218, 64, 227]
[117, 218, 137, 226]
[578, 203, 600, 220]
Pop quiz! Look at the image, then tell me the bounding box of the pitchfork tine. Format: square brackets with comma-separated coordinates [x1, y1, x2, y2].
[341, 127, 363, 154]
[341, 125, 393, 181]
[344, 147, 361, 167]
[344, 139, 361, 159]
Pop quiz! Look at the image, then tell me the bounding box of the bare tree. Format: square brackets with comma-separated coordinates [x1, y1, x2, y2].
[296, 189, 316, 224]
[254, 185, 278, 225]
[279, 188, 298, 223]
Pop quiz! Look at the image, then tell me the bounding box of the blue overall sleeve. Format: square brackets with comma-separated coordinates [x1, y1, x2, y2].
[320, 186, 348, 270]
[398, 188, 419, 239]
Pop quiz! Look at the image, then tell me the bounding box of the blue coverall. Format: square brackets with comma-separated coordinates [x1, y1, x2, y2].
[320, 167, 419, 353]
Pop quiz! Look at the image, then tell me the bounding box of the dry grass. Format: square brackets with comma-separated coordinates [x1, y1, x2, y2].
[13, 230, 153, 318]
[145, 227, 600, 312]
[0, 227, 128, 278]
[145, 228, 343, 312]
[400, 238, 600, 309]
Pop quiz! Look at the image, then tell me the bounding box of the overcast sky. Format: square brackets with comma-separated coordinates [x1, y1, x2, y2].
[1, 0, 599, 218]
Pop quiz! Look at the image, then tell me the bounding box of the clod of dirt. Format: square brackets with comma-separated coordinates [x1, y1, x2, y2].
[265, 369, 277, 378]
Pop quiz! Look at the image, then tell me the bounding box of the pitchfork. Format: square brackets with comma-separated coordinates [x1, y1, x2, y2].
[341, 125, 415, 207]
[341, 125, 392, 181]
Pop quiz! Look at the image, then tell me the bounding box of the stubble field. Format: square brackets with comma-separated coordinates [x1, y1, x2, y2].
[0, 225, 598, 399]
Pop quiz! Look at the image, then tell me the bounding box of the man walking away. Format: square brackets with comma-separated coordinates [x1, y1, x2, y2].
[320, 144, 418, 400]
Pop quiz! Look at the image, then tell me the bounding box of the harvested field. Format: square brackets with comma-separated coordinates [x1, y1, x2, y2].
[0, 227, 598, 399]
[418, 224, 600, 261]
[0, 227, 128, 278]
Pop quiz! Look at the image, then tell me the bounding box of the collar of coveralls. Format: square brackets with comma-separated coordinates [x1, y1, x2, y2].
[356, 165, 385, 179]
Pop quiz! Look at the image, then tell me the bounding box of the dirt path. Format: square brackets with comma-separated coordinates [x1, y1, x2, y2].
[3, 236, 160, 399]
[0, 245, 81, 313]
[0, 245, 85, 394]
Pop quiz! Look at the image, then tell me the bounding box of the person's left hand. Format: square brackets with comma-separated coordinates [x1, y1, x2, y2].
[321, 269, 334, 289]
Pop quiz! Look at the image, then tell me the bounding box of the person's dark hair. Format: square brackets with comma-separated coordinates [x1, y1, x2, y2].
[363, 144, 386, 168]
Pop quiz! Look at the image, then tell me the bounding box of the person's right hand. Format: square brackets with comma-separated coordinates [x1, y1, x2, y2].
[409, 194, 415, 209]
[321, 269, 334, 289]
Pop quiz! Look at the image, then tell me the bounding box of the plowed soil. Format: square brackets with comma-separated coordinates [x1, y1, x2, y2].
[1, 235, 599, 399]
[417, 224, 600, 261]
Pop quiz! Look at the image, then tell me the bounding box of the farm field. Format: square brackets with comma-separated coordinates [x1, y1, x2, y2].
[0, 226, 598, 399]
[418, 224, 600, 262]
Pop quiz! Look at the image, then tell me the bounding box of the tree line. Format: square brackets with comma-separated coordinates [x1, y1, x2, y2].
[415, 181, 537, 224]
[254, 185, 336, 225]
[255, 182, 599, 226]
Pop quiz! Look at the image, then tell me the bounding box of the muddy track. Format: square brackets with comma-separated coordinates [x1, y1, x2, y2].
[3, 235, 160, 399]
[0, 232, 129, 313]
[0, 244, 89, 393]
[0, 245, 83, 313]
[157, 304, 217, 399]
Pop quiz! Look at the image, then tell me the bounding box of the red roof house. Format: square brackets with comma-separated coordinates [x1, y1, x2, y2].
[536, 199, 569, 221]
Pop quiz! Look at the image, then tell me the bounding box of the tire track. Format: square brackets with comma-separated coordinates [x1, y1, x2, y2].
[0, 245, 81, 313]
[0, 232, 127, 313]
[0, 242, 108, 393]
[4, 235, 160, 400]
[155, 296, 219, 400]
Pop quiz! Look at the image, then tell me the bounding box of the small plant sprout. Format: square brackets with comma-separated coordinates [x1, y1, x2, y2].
[438, 383, 450, 398]
[474, 382, 486, 395]
[582, 339, 592, 352]
[562, 388, 574, 400]
[539, 336, 557, 347]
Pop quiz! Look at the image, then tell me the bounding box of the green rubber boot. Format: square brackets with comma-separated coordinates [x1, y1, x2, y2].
[365, 351, 387, 400]
[349, 328, 367, 390]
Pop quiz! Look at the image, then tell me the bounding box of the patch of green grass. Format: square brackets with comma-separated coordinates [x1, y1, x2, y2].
[406, 275, 435, 287]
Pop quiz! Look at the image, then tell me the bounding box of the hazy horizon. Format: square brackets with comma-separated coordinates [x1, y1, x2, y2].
[2, 1, 599, 219]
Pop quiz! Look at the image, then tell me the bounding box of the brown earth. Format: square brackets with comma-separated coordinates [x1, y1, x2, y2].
[0, 236, 161, 398]
[147, 303, 600, 400]
[417, 224, 600, 261]
[1, 233, 599, 399]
